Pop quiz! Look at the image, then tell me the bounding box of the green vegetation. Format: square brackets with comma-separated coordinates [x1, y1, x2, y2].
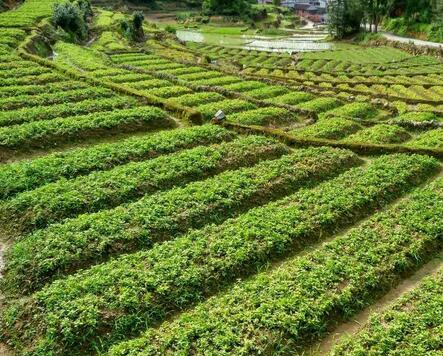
[198, 99, 257, 119]
[0, 125, 234, 200]
[0, 3, 441, 356]
[343, 124, 412, 144]
[4, 147, 357, 293]
[0, 97, 132, 127]
[120, 11, 145, 42]
[406, 128, 443, 149]
[3, 154, 438, 354]
[295, 98, 343, 113]
[300, 47, 411, 64]
[52, 0, 92, 41]
[329, 0, 442, 40]
[0, 0, 62, 27]
[228, 107, 294, 126]
[333, 266, 443, 354]
[385, 0, 443, 42]
[109, 170, 442, 355]
[291, 118, 363, 140]
[0, 106, 167, 150]
[0, 87, 114, 111]
[321, 102, 378, 119]
[0, 136, 287, 234]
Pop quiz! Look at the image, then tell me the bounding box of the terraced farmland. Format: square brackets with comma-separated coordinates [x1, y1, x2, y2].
[0, 1, 441, 355]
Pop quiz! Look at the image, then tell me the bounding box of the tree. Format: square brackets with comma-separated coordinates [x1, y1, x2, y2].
[328, 0, 363, 39]
[273, 0, 282, 6]
[52, 1, 90, 40]
[202, 0, 251, 17]
[120, 11, 145, 42]
[364, 0, 394, 33]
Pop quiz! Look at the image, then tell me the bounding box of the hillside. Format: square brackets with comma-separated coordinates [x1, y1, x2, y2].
[0, 0, 442, 355]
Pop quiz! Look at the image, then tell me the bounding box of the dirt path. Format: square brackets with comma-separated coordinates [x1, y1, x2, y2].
[381, 32, 443, 48]
[308, 253, 443, 355]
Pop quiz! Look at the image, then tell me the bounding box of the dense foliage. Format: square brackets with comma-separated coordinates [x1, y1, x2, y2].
[52, 0, 92, 40]
[120, 11, 145, 42]
[329, 0, 443, 40]
[202, 0, 255, 19]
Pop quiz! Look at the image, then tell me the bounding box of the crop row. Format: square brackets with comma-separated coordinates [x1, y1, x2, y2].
[108, 52, 327, 115]
[0, 72, 66, 87]
[0, 105, 169, 153]
[0, 81, 89, 99]
[0, 87, 114, 111]
[109, 167, 442, 355]
[320, 102, 378, 120]
[0, 0, 61, 27]
[193, 44, 438, 77]
[394, 111, 441, 123]
[196, 99, 257, 120]
[56, 45, 279, 124]
[0, 136, 287, 234]
[185, 42, 294, 68]
[406, 128, 443, 149]
[53, 46, 245, 121]
[4, 147, 357, 293]
[227, 107, 296, 126]
[0, 125, 235, 200]
[0, 28, 26, 48]
[288, 115, 442, 148]
[126, 78, 172, 90]
[111, 51, 395, 124]
[0, 96, 134, 127]
[266, 68, 443, 86]
[0, 58, 35, 71]
[244, 66, 443, 94]
[91, 31, 128, 52]
[0, 66, 51, 79]
[343, 124, 412, 145]
[107, 72, 155, 83]
[2, 153, 437, 354]
[54, 42, 111, 71]
[290, 118, 363, 140]
[173, 92, 225, 107]
[333, 267, 443, 355]
[301, 47, 411, 64]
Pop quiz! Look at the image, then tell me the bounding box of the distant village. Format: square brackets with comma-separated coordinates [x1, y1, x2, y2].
[257, 0, 328, 23]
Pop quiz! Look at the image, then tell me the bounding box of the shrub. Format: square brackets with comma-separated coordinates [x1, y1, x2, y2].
[52, 1, 89, 40]
[120, 11, 145, 42]
[165, 25, 177, 34]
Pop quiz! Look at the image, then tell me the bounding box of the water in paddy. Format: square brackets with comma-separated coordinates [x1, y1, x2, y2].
[176, 29, 332, 53]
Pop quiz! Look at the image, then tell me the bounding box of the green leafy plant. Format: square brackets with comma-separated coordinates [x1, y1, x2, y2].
[4, 147, 356, 293]
[0, 136, 287, 234]
[109, 167, 442, 355]
[4, 154, 437, 354]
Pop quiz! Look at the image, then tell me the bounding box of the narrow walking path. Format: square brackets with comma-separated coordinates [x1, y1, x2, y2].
[381, 31, 443, 48]
[307, 252, 443, 355]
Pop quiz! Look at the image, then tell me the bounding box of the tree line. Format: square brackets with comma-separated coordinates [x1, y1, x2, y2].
[328, 0, 443, 39]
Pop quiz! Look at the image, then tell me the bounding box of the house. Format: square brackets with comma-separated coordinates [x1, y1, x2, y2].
[257, 0, 274, 4]
[279, 0, 328, 23]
